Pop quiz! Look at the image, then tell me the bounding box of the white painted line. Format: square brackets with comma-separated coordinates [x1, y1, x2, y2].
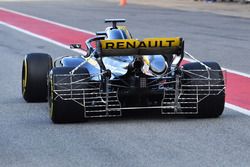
[0, 7, 95, 35]
[221, 67, 250, 78]
[1, 10, 250, 116]
[0, 21, 87, 55]
[225, 103, 250, 116]
[184, 58, 250, 78]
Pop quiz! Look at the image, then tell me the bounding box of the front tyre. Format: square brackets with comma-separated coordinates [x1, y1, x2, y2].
[22, 53, 52, 102]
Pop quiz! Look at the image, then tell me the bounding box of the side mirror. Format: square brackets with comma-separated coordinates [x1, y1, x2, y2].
[96, 31, 107, 36]
[70, 44, 82, 49]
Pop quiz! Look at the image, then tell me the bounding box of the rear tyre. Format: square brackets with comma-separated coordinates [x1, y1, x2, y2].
[22, 53, 52, 102]
[182, 62, 225, 118]
[49, 67, 89, 123]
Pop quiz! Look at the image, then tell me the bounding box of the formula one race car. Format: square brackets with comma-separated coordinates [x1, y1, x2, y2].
[22, 19, 225, 123]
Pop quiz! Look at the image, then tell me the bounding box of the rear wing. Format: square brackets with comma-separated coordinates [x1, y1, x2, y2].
[97, 37, 184, 57]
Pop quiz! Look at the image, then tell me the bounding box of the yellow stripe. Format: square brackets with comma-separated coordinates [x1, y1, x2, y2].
[22, 57, 28, 95]
[86, 57, 98, 66]
[101, 37, 181, 49]
[143, 37, 181, 47]
[24, 59, 27, 87]
[143, 56, 150, 65]
[101, 39, 140, 49]
[117, 26, 132, 39]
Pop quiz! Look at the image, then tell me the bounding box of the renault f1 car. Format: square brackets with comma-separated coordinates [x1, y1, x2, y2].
[22, 19, 225, 123]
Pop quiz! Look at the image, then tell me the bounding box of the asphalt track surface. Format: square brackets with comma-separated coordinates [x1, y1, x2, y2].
[0, 1, 250, 167]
